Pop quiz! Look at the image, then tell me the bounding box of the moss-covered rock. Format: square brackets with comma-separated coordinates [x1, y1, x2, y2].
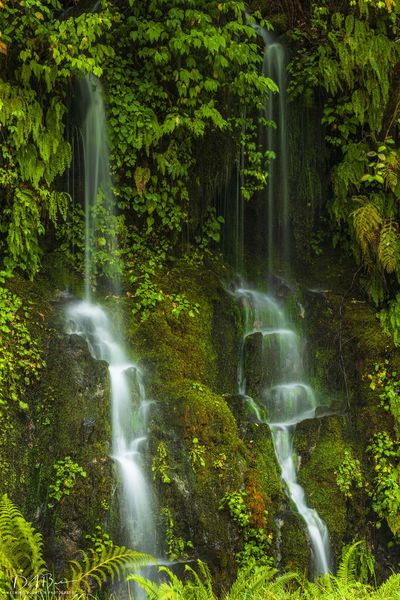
[32, 326, 113, 568]
[296, 416, 348, 560]
[279, 516, 309, 575]
[126, 264, 284, 585]
[300, 284, 400, 570]
[0, 273, 113, 571]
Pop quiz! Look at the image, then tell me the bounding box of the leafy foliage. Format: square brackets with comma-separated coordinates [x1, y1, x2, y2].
[367, 432, 400, 537]
[47, 456, 87, 508]
[1, 0, 276, 300]
[0, 1, 113, 277]
[219, 490, 273, 568]
[160, 507, 194, 561]
[335, 449, 363, 499]
[0, 494, 150, 598]
[0, 283, 44, 414]
[100, 0, 276, 299]
[288, 1, 400, 307]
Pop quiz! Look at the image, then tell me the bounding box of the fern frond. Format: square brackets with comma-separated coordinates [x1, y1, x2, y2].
[158, 564, 187, 595]
[378, 219, 398, 273]
[0, 494, 46, 582]
[336, 541, 362, 585]
[184, 560, 215, 599]
[66, 545, 151, 595]
[351, 199, 382, 254]
[383, 151, 400, 192]
[126, 574, 160, 600]
[374, 573, 400, 599]
[225, 565, 277, 600]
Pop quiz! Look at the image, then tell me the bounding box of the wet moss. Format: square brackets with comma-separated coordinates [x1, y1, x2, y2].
[280, 517, 310, 575]
[126, 265, 286, 583]
[296, 416, 348, 557]
[0, 273, 114, 569]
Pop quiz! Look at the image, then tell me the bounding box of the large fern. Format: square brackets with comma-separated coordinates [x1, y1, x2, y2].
[66, 545, 151, 596]
[378, 219, 399, 274]
[0, 494, 46, 580]
[0, 495, 152, 598]
[351, 199, 382, 255]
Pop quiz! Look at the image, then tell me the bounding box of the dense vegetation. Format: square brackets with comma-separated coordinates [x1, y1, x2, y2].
[1, 0, 400, 598]
[1, 493, 400, 599]
[287, 0, 400, 327]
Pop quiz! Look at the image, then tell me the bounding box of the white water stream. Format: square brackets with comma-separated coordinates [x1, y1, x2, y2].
[65, 76, 156, 597]
[66, 302, 155, 553]
[236, 287, 330, 576]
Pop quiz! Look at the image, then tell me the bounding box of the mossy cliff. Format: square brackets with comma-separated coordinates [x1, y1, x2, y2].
[0, 273, 113, 570]
[2, 252, 399, 581]
[127, 263, 284, 584]
[293, 279, 400, 572]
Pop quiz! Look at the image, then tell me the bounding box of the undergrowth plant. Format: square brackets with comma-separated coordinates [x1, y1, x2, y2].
[0, 494, 150, 599]
[131, 541, 400, 599]
[288, 0, 400, 314]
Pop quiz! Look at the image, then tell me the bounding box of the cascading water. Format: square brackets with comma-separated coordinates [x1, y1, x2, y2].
[65, 75, 156, 592]
[262, 31, 289, 274]
[79, 76, 111, 299]
[223, 29, 331, 577]
[236, 287, 330, 576]
[66, 302, 156, 555]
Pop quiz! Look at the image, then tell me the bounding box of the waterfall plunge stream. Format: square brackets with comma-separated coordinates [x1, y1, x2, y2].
[236, 287, 330, 576]
[229, 32, 331, 576]
[66, 76, 156, 584]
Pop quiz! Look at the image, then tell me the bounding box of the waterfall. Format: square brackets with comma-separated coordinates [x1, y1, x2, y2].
[223, 28, 331, 576]
[255, 28, 289, 274]
[236, 288, 330, 576]
[66, 75, 156, 591]
[79, 76, 119, 298]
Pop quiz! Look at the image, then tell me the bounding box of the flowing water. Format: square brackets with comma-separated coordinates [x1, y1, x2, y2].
[79, 75, 118, 299]
[66, 301, 155, 553]
[262, 31, 289, 274]
[66, 75, 156, 595]
[236, 287, 331, 576]
[227, 30, 330, 577]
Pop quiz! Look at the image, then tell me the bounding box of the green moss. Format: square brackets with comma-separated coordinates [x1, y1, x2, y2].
[250, 424, 284, 526]
[280, 518, 310, 575]
[32, 331, 113, 548]
[296, 416, 348, 553]
[126, 265, 284, 583]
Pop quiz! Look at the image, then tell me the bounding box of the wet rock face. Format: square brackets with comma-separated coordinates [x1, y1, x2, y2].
[33, 324, 113, 568]
[243, 331, 294, 399]
[244, 332, 266, 400]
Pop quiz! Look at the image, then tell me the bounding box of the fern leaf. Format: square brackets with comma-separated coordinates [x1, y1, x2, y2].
[66, 545, 151, 595]
[337, 541, 362, 585]
[225, 565, 277, 599]
[351, 199, 382, 253]
[184, 560, 214, 599]
[378, 219, 398, 273]
[375, 573, 400, 599]
[0, 494, 46, 594]
[127, 574, 160, 599]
